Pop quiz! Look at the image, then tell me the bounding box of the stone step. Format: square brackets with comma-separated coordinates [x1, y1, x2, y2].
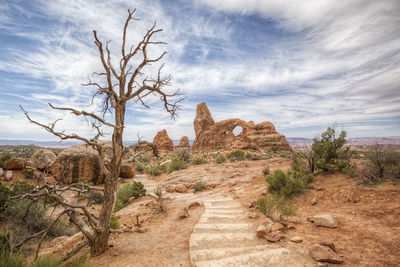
[190, 245, 281, 262]
[193, 248, 293, 267]
[203, 209, 246, 215]
[193, 223, 254, 233]
[189, 233, 266, 250]
[203, 204, 243, 210]
[199, 214, 249, 224]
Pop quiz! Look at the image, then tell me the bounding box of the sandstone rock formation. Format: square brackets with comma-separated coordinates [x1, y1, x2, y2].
[3, 158, 26, 170]
[192, 102, 290, 151]
[30, 149, 57, 170]
[309, 244, 343, 264]
[50, 142, 137, 184]
[176, 136, 190, 149]
[119, 162, 136, 178]
[153, 129, 174, 151]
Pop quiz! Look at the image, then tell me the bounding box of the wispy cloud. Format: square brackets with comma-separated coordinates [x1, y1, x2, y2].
[0, 0, 399, 141]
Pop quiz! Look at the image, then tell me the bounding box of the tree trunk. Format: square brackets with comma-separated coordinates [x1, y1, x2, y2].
[90, 229, 110, 256]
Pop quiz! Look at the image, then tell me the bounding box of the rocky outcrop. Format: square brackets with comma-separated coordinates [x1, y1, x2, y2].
[30, 149, 57, 170]
[192, 102, 290, 151]
[153, 129, 174, 151]
[309, 243, 343, 264]
[3, 158, 26, 170]
[313, 215, 339, 228]
[176, 136, 190, 149]
[119, 162, 136, 178]
[50, 142, 137, 184]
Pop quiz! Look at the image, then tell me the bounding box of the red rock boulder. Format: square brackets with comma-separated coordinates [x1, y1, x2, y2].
[3, 158, 26, 170]
[153, 129, 174, 151]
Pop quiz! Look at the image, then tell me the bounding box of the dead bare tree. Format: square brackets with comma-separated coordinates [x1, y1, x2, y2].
[17, 9, 182, 257]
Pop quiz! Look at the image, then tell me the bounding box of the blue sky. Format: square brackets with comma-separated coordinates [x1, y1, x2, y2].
[0, 0, 399, 141]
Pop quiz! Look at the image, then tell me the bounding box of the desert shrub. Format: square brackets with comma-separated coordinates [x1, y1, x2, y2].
[270, 146, 278, 153]
[146, 164, 164, 176]
[109, 215, 119, 229]
[192, 157, 208, 165]
[167, 158, 187, 173]
[174, 149, 192, 163]
[116, 181, 146, 205]
[88, 191, 104, 205]
[262, 166, 270, 175]
[6, 199, 48, 233]
[265, 167, 314, 198]
[312, 126, 351, 173]
[256, 196, 295, 222]
[245, 153, 252, 159]
[226, 150, 245, 161]
[0, 253, 26, 267]
[0, 152, 12, 168]
[30, 256, 62, 267]
[0, 182, 12, 217]
[139, 156, 150, 163]
[154, 185, 165, 212]
[21, 168, 35, 179]
[0, 231, 13, 255]
[193, 180, 207, 193]
[114, 199, 124, 212]
[279, 152, 289, 158]
[360, 145, 400, 184]
[69, 255, 90, 267]
[136, 163, 145, 173]
[10, 181, 34, 196]
[215, 154, 226, 164]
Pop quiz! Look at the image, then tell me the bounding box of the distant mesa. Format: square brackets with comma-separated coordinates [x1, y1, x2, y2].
[192, 102, 290, 151]
[153, 129, 174, 151]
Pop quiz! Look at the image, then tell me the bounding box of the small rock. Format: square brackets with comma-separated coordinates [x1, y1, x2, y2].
[320, 241, 336, 252]
[290, 236, 303, 243]
[287, 225, 296, 230]
[311, 197, 318, 205]
[249, 213, 259, 219]
[265, 231, 285, 242]
[187, 201, 202, 209]
[317, 263, 328, 267]
[5, 171, 12, 181]
[307, 217, 315, 223]
[112, 251, 118, 256]
[249, 201, 257, 208]
[313, 215, 339, 228]
[108, 242, 114, 247]
[261, 190, 268, 195]
[256, 225, 268, 238]
[0, 168, 3, 177]
[179, 207, 190, 219]
[270, 222, 286, 232]
[137, 226, 148, 233]
[309, 244, 343, 264]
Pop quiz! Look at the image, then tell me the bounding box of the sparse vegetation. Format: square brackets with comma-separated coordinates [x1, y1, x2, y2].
[146, 164, 164, 176]
[256, 195, 295, 222]
[116, 181, 146, 206]
[193, 180, 207, 192]
[154, 185, 165, 212]
[110, 215, 119, 229]
[0, 152, 12, 168]
[88, 191, 104, 205]
[174, 149, 192, 163]
[21, 168, 35, 179]
[312, 126, 351, 173]
[136, 163, 145, 173]
[262, 166, 270, 175]
[215, 154, 226, 164]
[167, 158, 187, 172]
[192, 157, 208, 165]
[226, 150, 245, 161]
[265, 166, 314, 198]
[360, 145, 400, 184]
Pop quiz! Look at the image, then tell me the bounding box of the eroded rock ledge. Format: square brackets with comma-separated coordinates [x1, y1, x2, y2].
[192, 102, 290, 151]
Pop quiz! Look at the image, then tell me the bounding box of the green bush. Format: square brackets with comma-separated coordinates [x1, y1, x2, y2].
[29, 256, 62, 267]
[69, 255, 90, 267]
[312, 126, 351, 173]
[215, 154, 226, 164]
[88, 191, 104, 204]
[360, 145, 400, 184]
[226, 150, 245, 161]
[10, 181, 35, 196]
[146, 164, 164, 176]
[193, 180, 207, 193]
[6, 199, 48, 232]
[0, 152, 12, 168]
[257, 196, 295, 221]
[192, 157, 208, 165]
[110, 215, 119, 229]
[21, 169, 35, 179]
[167, 158, 187, 173]
[0, 252, 26, 267]
[174, 149, 192, 163]
[262, 166, 270, 175]
[270, 146, 278, 153]
[0, 182, 12, 216]
[116, 181, 146, 205]
[136, 163, 145, 173]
